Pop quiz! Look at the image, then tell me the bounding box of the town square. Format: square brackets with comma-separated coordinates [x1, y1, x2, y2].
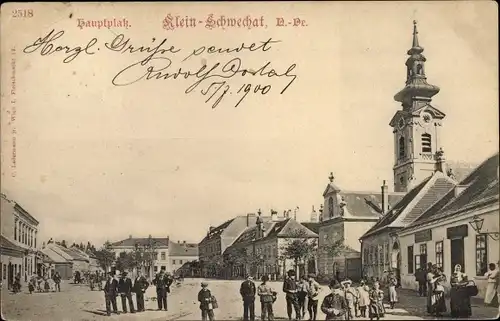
[1, 2, 499, 321]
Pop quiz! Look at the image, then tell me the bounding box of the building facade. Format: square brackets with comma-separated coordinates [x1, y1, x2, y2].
[224, 216, 318, 280]
[398, 153, 499, 299]
[109, 236, 170, 277]
[168, 240, 198, 273]
[318, 174, 404, 281]
[198, 214, 262, 278]
[1, 193, 40, 287]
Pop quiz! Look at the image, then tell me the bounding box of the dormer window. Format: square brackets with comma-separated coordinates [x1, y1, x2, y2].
[421, 133, 432, 153]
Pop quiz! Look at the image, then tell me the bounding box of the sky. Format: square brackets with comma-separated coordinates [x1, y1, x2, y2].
[1, 2, 498, 247]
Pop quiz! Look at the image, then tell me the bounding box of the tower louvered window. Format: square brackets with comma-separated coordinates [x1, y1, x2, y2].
[422, 133, 432, 153]
[399, 137, 405, 159]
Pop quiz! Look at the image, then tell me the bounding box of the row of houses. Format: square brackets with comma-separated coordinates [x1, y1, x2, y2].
[107, 235, 199, 277]
[40, 242, 100, 280]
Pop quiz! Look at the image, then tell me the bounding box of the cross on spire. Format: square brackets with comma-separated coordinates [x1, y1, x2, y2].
[329, 172, 335, 182]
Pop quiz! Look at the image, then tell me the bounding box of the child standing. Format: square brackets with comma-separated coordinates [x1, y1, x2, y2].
[368, 281, 385, 321]
[356, 280, 370, 318]
[321, 280, 348, 320]
[342, 279, 359, 320]
[387, 271, 398, 309]
[297, 275, 310, 319]
[307, 274, 321, 321]
[257, 275, 277, 321]
[198, 282, 215, 321]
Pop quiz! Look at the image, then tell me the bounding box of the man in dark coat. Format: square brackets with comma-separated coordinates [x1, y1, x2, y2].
[240, 274, 256, 321]
[153, 267, 173, 311]
[103, 272, 119, 316]
[283, 269, 300, 320]
[415, 268, 426, 297]
[118, 272, 135, 313]
[133, 270, 149, 312]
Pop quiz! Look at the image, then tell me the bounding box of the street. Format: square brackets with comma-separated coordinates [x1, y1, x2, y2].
[1, 279, 498, 321]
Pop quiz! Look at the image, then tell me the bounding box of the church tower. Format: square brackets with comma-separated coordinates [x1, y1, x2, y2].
[390, 21, 446, 193]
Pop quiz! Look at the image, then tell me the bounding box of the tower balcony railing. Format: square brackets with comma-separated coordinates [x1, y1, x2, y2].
[419, 152, 435, 161]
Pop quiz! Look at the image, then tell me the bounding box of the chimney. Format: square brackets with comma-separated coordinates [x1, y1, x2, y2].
[271, 209, 278, 221]
[247, 213, 256, 226]
[177, 240, 180, 244]
[129, 235, 132, 239]
[381, 180, 389, 214]
[209, 226, 215, 232]
[183, 240, 186, 244]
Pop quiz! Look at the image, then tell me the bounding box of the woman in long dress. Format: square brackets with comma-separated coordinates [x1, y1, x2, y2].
[430, 269, 447, 316]
[368, 281, 385, 320]
[450, 264, 472, 318]
[480, 263, 499, 306]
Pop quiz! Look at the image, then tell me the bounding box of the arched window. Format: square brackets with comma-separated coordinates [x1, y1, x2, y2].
[416, 64, 423, 75]
[422, 133, 432, 153]
[328, 197, 334, 218]
[398, 137, 405, 159]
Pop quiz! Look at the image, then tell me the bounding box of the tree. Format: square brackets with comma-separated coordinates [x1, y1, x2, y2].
[61, 240, 67, 248]
[319, 237, 348, 278]
[115, 251, 140, 273]
[280, 229, 318, 277]
[95, 241, 116, 272]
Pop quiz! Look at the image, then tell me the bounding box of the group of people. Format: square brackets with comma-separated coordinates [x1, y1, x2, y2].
[420, 261, 499, 318]
[27, 271, 62, 293]
[102, 267, 173, 316]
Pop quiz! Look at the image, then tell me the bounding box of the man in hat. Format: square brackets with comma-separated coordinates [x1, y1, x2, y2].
[283, 269, 300, 320]
[153, 267, 169, 310]
[321, 279, 347, 320]
[118, 271, 135, 313]
[133, 270, 149, 312]
[103, 272, 119, 316]
[198, 281, 215, 321]
[240, 274, 257, 321]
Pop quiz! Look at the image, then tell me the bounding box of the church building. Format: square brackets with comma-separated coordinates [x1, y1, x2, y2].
[359, 21, 473, 282]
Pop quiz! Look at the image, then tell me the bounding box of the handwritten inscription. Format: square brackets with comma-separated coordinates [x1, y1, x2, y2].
[22, 30, 298, 109]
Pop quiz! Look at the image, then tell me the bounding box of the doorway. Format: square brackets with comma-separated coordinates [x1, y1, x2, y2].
[450, 238, 465, 275]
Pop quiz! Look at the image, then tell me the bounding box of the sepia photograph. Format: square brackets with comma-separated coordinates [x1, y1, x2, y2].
[1, 1, 498, 320]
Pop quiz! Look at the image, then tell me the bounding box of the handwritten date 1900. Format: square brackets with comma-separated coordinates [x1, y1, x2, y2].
[202, 81, 272, 109]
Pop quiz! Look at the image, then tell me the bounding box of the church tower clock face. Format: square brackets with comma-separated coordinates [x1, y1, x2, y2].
[421, 112, 432, 123]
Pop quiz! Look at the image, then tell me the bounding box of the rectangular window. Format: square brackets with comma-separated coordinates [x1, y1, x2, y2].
[154, 266, 158, 272]
[407, 246, 414, 274]
[179, 260, 183, 265]
[435, 241, 444, 270]
[378, 245, 383, 265]
[374, 246, 379, 266]
[173, 260, 176, 265]
[2, 264, 6, 279]
[420, 244, 427, 255]
[415, 255, 421, 271]
[384, 243, 389, 265]
[161, 252, 166, 260]
[14, 223, 17, 241]
[363, 248, 369, 265]
[155, 253, 159, 260]
[476, 234, 488, 276]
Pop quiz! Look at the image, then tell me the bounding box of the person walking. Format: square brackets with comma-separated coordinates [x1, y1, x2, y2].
[133, 270, 149, 312]
[425, 262, 434, 314]
[103, 272, 119, 316]
[240, 274, 257, 321]
[307, 274, 321, 321]
[118, 271, 135, 313]
[321, 280, 347, 320]
[342, 279, 359, 320]
[198, 281, 215, 321]
[53, 271, 61, 292]
[297, 275, 310, 319]
[258, 275, 277, 321]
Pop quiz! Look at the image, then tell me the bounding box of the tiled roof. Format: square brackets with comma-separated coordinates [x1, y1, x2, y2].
[361, 176, 432, 238]
[60, 247, 89, 261]
[408, 153, 499, 227]
[110, 237, 170, 247]
[341, 192, 405, 217]
[265, 219, 318, 239]
[169, 240, 199, 256]
[232, 221, 275, 246]
[199, 218, 236, 243]
[0, 235, 25, 253]
[41, 247, 70, 264]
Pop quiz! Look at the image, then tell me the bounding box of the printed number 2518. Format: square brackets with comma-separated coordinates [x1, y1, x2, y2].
[12, 9, 34, 18]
